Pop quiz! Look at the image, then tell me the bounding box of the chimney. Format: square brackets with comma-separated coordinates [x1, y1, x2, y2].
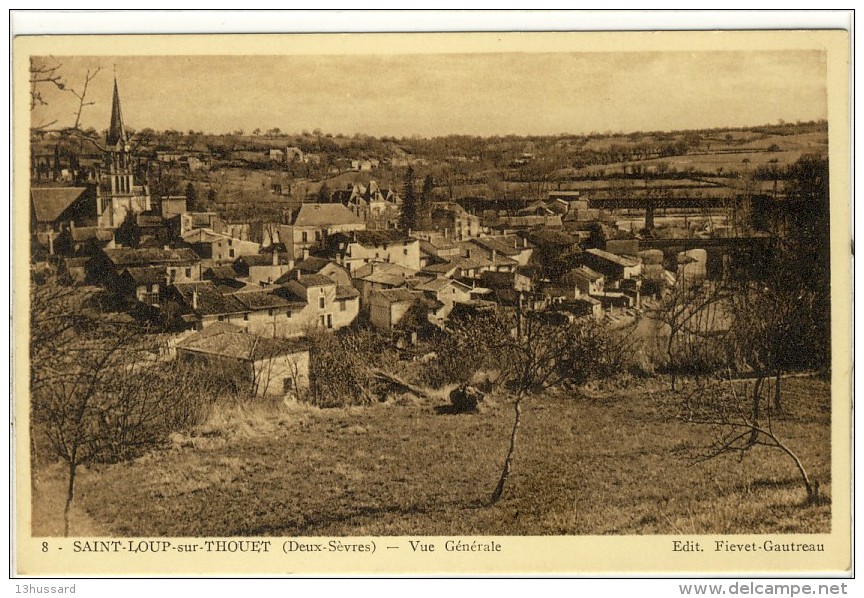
[191, 288, 198, 310]
[513, 236, 517, 249]
[272, 250, 279, 267]
[522, 237, 528, 248]
[492, 249, 497, 263]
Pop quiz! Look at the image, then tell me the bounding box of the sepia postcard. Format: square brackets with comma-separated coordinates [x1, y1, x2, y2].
[12, 26, 852, 577]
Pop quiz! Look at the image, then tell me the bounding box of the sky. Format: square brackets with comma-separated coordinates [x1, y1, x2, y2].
[29, 51, 827, 137]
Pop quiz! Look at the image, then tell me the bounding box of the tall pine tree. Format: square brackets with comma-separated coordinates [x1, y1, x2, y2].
[417, 174, 434, 230]
[185, 182, 198, 211]
[399, 166, 417, 232]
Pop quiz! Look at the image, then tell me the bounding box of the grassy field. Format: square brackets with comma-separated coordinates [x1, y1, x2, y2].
[31, 376, 831, 537]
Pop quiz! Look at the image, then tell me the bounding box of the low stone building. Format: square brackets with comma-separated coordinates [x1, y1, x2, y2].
[176, 322, 310, 398]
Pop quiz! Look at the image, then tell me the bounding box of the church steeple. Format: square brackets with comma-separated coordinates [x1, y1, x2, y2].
[106, 77, 127, 148]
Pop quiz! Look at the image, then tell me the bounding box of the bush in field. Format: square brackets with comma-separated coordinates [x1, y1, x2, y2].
[306, 328, 396, 407]
[422, 307, 514, 388]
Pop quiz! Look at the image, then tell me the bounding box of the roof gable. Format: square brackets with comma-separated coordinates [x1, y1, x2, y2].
[31, 187, 89, 223]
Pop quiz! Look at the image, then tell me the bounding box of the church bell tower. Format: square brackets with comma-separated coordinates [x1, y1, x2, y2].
[96, 77, 151, 229]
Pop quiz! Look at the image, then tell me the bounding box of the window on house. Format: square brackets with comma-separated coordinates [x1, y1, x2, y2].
[339, 300, 346, 312]
[169, 269, 176, 282]
[185, 268, 191, 278]
[268, 309, 274, 316]
[315, 231, 321, 241]
[229, 249, 235, 258]
[286, 310, 292, 318]
[243, 314, 249, 321]
[228, 239, 233, 246]
[319, 297, 325, 309]
[302, 231, 308, 243]
[283, 377, 294, 392]
[319, 315, 326, 327]
[326, 314, 333, 329]
[403, 248, 408, 256]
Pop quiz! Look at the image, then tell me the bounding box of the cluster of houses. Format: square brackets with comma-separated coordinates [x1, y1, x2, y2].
[30, 79, 705, 399]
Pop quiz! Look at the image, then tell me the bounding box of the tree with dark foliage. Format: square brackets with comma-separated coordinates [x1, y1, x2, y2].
[399, 166, 417, 232]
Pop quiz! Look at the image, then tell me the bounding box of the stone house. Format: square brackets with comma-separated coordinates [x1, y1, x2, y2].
[176, 322, 310, 398]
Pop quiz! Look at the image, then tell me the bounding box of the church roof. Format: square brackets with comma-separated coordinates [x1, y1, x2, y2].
[106, 78, 127, 147]
[30, 187, 90, 223]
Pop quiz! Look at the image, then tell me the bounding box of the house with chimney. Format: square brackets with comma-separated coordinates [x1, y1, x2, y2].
[30, 187, 97, 254]
[183, 228, 261, 265]
[427, 202, 481, 241]
[351, 263, 420, 317]
[561, 265, 605, 296]
[368, 288, 441, 332]
[233, 252, 293, 285]
[329, 229, 421, 274]
[278, 272, 360, 334]
[583, 248, 642, 282]
[91, 246, 203, 292]
[276, 255, 352, 288]
[280, 203, 366, 260]
[413, 277, 474, 322]
[328, 182, 401, 228]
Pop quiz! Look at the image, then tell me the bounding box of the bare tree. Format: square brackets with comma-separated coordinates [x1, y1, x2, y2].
[653, 278, 728, 391]
[31, 320, 145, 535]
[490, 314, 609, 503]
[29, 268, 220, 535]
[29, 57, 101, 136]
[679, 375, 819, 502]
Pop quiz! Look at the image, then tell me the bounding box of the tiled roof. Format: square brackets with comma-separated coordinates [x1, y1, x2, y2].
[104, 247, 200, 266]
[177, 322, 309, 360]
[291, 274, 335, 288]
[372, 288, 424, 304]
[122, 266, 166, 285]
[338, 229, 411, 246]
[204, 265, 240, 280]
[450, 254, 494, 270]
[421, 261, 458, 275]
[182, 228, 230, 244]
[31, 187, 89, 223]
[470, 235, 529, 256]
[70, 226, 114, 243]
[293, 203, 364, 227]
[414, 277, 471, 293]
[238, 254, 290, 267]
[235, 291, 296, 310]
[360, 271, 409, 287]
[585, 248, 640, 268]
[172, 282, 247, 316]
[566, 265, 604, 282]
[293, 256, 331, 273]
[336, 285, 360, 299]
[136, 212, 165, 227]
